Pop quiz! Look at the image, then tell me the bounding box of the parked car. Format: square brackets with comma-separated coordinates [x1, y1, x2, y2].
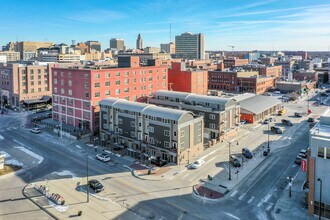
[30, 128, 41, 134]
[271, 126, 283, 134]
[281, 119, 293, 126]
[278, 109, 286, 116]
[300, 149, 308, 155]
[263, 150, 269, 156]
[189, 159, 205, 169]
[230, 155, 241, 167]
[263, 119, 270, 124]
[151, 158, 167, 167]
[307, 117, 315, 122]
[96, 153, 111, 162]
[240, 119, 247, 125]
[294, 112, 303, 117]
[242, 148, 253, 159]
[320, 92, 328, 97]
[294, 156, 302, 164]
[309, 122, 317, 129]
[299, 152, 308, 159]
[88, 179, 105, 193]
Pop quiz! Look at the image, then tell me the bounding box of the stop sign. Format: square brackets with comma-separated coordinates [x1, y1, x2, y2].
[301, 159, 307, 172]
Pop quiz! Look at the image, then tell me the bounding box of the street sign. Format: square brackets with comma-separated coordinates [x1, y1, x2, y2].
[301, 159, 307, 172]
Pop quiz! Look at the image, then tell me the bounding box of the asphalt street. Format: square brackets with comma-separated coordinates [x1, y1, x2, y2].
[0, 92, 324, 220]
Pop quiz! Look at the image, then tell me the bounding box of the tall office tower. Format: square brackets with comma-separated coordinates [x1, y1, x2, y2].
[110, 38, 125, 51]
[160, 42, 175, 54]
[175, 32, 205, 60]
[136, 33, 143, 50]
[86, 41, 101, 52]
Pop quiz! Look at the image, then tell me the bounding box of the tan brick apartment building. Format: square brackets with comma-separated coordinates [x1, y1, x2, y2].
[223, 58, 248, 68]
[0, 63, 54, 107]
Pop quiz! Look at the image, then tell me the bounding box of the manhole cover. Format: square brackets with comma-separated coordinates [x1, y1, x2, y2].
[276, 208, 281, 214]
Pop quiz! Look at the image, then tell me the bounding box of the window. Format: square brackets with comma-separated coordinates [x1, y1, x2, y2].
[68, 72, 72, 77]
[84, 92, 89, 98]
[54, 87, 58, 93]
[150, 137, 154, 144]
[105, 73, 110, 78]
[61, 88, 65, 94]
[115, 89, 120, 95]
[210, 123, 216, 129]
[327, 147, 330, 159]
[115, 80, 120, 85]
[68, 89, 72, 95]
[164, 130, 170, 136]
[124, 79, 129, 84]
[95, 82, 100, 88]
[84, 82, 89, 89]
[68, 80, 72, 86]
[84, 73, 89, 79]
[148, 70, 153, 74]
[131, 121, 135, 127]
[148, 84, 153, 89]
[94, 74, 100, 79]
[174, 131, 177, 137]
[124, 72, 129, 76]
[115, 72, 120, 76]
[68, 99, 73, 105]
[318, 147, 325, 158]
[164, 141, 170, 148]
[133, 78, 136, 83]
[180, 130, 185, 137]
[38, 88, 41, 92]
[181, 142, 185, 148]
[124, 88, 129, 93]
[105, 81, 110, 86]
[118, 128, 123, 134]
[162, 75, 166, 79]
[30, 70, 34, 74]
[37, 69, 41, 74]
[84, 102, 90, 108]
[54, 78, 58, 84]
[95, 92, 100, 97]
[105, 90, 110, 95]
[149, 126, 154, 133]
[199, 112, 205, 117]
[210, 114, 215, 120]
[38, 75, 41, 79]
[61, 72, 64, 77]
[22, 82, 26, 86]
[131, 131, 136, 138]
[38, 81, 41, 85]
[68, 117, 73, 123]
[162, 82, 166, 87]
[54, 71, 57, 76]
[118, 118, 123, 124]
[68, 108, 73, 114]
[149, 76, 153, 81]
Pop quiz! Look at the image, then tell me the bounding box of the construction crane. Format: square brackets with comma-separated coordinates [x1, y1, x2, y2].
[227, 45, 235, 51]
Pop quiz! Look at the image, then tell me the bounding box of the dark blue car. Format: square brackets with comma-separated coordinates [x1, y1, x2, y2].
[242, 148, 253, 159]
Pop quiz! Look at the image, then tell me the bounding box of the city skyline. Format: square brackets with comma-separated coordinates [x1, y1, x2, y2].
[0, 0, 330, 51]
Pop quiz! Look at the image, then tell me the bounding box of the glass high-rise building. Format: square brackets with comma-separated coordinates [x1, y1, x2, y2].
[175, 32, 205, 60]
[110, 38, 125, 51]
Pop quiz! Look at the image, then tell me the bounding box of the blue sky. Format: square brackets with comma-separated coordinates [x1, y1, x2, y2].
[1, 0, 330, 51]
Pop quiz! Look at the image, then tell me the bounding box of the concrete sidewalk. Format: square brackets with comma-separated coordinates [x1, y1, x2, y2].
[271, 170, 316, 220]
[23, 178, 137, 220]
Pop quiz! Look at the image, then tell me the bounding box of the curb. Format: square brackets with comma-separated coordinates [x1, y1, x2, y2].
[22, 184, 59, 220]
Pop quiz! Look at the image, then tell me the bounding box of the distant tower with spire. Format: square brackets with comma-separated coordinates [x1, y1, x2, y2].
[136, 33, 143, 49]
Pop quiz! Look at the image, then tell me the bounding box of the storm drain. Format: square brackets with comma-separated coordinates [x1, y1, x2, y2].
[276, 208, 281, 214]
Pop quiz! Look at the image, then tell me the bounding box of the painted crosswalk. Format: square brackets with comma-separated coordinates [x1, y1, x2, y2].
[229, 190, 274, 211]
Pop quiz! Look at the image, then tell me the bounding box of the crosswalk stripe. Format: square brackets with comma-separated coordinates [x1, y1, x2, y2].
[266, 203, 273, 211]
[247, 196, 255, 204]
[230, 190, 238, 197]
[238, 193, 246, 200]
[257, 200, 263, 207]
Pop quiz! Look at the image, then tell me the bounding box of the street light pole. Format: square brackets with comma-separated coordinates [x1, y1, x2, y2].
[86, 150, 89, 203]
[223, 138, 239, 181]
[268, 122, 270, 150]
[287, 176, 293, 197]
[317, 178, 322, 220]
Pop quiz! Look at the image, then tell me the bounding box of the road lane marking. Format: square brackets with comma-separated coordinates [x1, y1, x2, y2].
[224, 212, 240, 220]
[243, 156, 280, 195]
[13, 139, 25, 146]
[247, 196, 255, 204]
[263, 193, 272, 203]
[230, 190, 238, 197]
[238, 193, 246, 200]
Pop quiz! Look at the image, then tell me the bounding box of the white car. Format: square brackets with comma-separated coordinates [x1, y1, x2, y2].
[96, 153, 111, 162]
[30, 128, 41, 134]
[189, 160, 205, 169]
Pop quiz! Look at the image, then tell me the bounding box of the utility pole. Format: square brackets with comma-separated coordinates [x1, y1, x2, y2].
[86, 150, 89, 203]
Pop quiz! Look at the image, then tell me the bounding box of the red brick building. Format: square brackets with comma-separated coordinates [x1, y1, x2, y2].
[52, 57, 168, 133]
[208, 70, 275, 94]
[168, 62, 208, 95]
[293, 71, 318, 82]
[223, 58, 248, 68]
